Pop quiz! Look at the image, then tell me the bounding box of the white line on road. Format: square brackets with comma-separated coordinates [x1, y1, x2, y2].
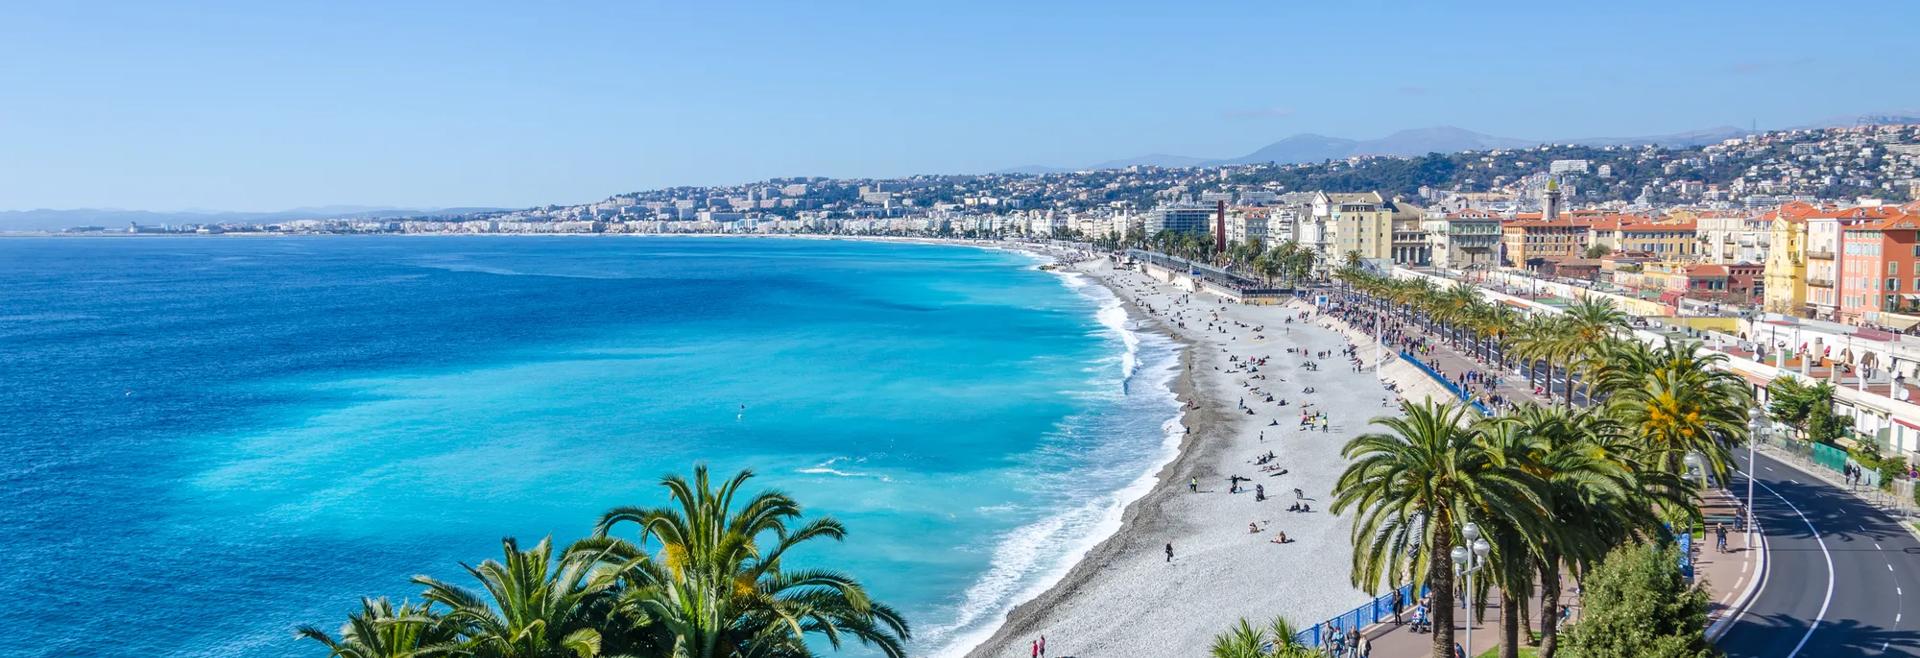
[1765, 466, 1776, 472]
[1754, 479, 1835, 658]
[1891, 564, 1896, 572]
[1878, 543, 1884, 550]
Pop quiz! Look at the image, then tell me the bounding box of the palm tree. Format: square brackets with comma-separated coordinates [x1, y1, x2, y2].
[1483, 404, 1688, 658]
[297, 598, 457, 658]
[1596, 339, 1753, 481]
[595, 466, 910, 658]
[1208, 616, 1310, 658]
[1511, 315, 1576, 405]
[1333, 401, 1547, 658]
[413, 537, 626, 658]
[1434, 285, 1481, 351]
[1560, 297, 1631, 404]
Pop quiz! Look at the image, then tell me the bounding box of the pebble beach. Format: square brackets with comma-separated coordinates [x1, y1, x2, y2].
[960, 255, 1451, 658]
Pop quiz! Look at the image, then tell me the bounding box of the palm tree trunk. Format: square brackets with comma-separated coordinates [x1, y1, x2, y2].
[1539, 556, 1562, 658]
[1501, 590, 1522, 658]
[1431, 529, 1459, 658]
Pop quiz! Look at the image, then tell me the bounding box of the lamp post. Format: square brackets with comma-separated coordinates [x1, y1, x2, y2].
[1746, 406, 1765, 542]
[1684, 451, 1708, 491]
[1452, 522, 1492, 658]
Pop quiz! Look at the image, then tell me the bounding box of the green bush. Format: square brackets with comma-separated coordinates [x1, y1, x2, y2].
[1557, 543, 1719, 658]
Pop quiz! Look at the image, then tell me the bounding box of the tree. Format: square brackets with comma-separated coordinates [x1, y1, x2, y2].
[1556, 543, 1717, 658]
[1512, 315, 1578, 405]
[595, 466, 910, 658]
[297, 598, 458, 658]
[1595, 339, 1752, 482]
[1332, 401, 1546, 658]
[412, 537, 626, 658]
[1584, 244, 1614, 259]
[1209, 616, 1310, 658]
[1483, 404, 1688, 658]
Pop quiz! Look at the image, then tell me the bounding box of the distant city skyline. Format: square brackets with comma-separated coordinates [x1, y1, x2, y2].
[4, 0, 1918, 212]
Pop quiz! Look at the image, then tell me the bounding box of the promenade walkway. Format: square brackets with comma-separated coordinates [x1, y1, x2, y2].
[1304, 291, 1762, 658]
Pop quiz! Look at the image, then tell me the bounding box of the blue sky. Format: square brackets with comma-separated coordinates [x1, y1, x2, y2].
[3, 1, 1916, 211]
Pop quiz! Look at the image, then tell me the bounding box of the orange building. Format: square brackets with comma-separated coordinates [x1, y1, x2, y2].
[1838, 213, 1920, 324]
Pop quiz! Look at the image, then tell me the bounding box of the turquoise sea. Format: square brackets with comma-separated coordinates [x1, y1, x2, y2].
[0, 236, 1181, 657]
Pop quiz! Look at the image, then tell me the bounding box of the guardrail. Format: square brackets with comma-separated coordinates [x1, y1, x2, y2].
[1759, 433, 1917, 514]
[1397, 350, 1495, 416]
[1290, 583, 1426, 649]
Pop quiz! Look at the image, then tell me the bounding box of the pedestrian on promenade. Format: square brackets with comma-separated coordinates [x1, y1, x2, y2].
[1390, 589, 1404, 624]
[1716, 523, 1729, 553]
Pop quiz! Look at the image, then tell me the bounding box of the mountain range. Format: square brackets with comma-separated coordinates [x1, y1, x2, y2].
[0, 206, 506, 232]
[998, 125, 1762, 175]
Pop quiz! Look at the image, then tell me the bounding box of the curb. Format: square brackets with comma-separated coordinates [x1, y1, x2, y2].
[1705, 516, 1766, 642]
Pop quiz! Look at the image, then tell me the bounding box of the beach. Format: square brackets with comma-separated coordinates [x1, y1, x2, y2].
[959, 253, 1443, 658]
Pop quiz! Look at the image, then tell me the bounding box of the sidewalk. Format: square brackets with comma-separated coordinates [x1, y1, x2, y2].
[1318, 296, 1761, 657]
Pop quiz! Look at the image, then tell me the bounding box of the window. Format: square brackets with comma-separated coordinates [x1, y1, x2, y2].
[1894, 262, 1901, 276]
[1893, 278, 1902, 292]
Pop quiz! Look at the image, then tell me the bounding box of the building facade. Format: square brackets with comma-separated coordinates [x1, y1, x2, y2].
[1502, 218, 1591, 268]
[1146, 204, 1215, 236]
[1308, 191, 1394, 261]
[1425, 209, 1502, 270]
[1839, 215, 1920, 324]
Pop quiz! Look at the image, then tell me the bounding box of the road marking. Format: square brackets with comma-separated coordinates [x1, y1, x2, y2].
[1891, 564, 1897, 572]
[1765, 466, 1776, 472]
[1878, 543, 1884, 550]
[1754, 478, 1834, 658]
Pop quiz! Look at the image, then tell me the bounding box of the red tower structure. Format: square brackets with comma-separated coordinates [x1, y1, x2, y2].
[1214, 200, 1227, 254]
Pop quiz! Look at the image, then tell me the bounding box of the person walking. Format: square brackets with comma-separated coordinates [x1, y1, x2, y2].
[1165, 542, 1173, 562]
[1030, 640, 1038, 658]
[1189, 476, 1198, 493]
[1039, 635, 1046, 658]
[1390, 589, 1404, 624]
[1716, 523, 1729, 553]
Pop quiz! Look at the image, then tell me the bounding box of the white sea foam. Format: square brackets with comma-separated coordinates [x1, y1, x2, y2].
[925, 261, 1186, 658]
[796, 457, 894, 482]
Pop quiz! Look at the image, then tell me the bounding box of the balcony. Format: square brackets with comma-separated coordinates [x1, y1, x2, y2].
[1807, 249, 1836, 260]
[1808, 278, 1835, 288]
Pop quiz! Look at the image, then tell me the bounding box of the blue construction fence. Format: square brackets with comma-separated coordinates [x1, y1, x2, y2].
[1288, 582, 1428, 649]
[1677, 529, 1693, 582]
[1397, 350, 1495, 416]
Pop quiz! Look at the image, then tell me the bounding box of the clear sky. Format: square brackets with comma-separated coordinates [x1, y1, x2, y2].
[4, 1, 1916, 212]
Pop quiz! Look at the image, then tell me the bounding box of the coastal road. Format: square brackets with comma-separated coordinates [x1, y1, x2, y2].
[1719, 450, 1920, 657]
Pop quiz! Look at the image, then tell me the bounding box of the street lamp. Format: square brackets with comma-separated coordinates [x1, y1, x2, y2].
[1452, 522, 1493, 658]
[1684, 451, 1708, 491]
[1746, 406, 1765, 542]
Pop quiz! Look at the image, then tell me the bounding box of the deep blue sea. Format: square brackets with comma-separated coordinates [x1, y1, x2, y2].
[0, 236, 1180, 658]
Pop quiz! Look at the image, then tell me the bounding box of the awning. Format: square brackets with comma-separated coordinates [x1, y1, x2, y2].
[1879, 314, 1920, 331]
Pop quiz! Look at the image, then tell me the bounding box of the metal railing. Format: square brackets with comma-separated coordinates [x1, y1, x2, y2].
[1290, 583, 1425, 649]
[1397, 350, 1495, 416]
[1758, 433, 1917, 514]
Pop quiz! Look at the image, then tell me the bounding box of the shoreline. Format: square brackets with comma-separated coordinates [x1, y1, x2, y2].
[955, 252, 1422, 657]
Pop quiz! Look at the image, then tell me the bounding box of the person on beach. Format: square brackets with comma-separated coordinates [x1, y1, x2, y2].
[1030, 640, 1038, 658]
[1189, 477, 1198, 493]
[1165, 542, 1173, 562]
[1040, 636, 1046, 657]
